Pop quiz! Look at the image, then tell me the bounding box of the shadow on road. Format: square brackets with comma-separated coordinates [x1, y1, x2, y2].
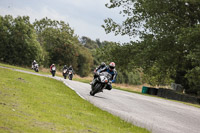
[90, 94, 107, 99]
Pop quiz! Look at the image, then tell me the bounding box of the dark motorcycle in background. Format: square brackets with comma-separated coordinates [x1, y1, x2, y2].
[68, 70, 73, 80]
[33, 64, 39, 72]
[90, 71, 112, 96]
[63, 69, 68, 79]
[51, 66, 56, 77]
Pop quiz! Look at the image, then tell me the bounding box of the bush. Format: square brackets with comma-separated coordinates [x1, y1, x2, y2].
[116, 70, 141, 85]
[185, 67, 200, 96]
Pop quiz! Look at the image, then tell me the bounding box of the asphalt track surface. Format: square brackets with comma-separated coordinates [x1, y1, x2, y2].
[1, 66, 200, 133]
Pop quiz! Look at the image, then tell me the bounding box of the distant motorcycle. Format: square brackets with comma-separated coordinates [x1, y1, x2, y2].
[33, 64, 39, 72]
[68, 70, 73, 80]
[51, 66, 56, 77]
[90, 71, 112, 96]
[63, 69, 68, 79]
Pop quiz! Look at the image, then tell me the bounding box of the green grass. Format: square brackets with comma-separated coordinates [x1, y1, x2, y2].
[0, 68, 149, 133]
[0, 62, 49, 75]
[73, 78, 90, 84]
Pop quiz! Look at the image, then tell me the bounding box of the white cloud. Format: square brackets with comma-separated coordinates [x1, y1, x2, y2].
[0, 0, 134, 43]
[0, 6, 68, 23]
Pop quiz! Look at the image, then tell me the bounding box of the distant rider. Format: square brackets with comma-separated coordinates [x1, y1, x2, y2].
[91, 62, 117, 90]
[32, 60, 37, 69]
[63, 65, 68, 71]
[68, 65, 73, 73]
[50, 64, 56, 72]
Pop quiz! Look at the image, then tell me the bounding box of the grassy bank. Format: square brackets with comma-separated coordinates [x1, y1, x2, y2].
[0, 68, 149, 133]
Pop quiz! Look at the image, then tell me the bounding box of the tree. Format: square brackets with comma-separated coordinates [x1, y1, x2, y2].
[77, 46, 93, 77]
[79, 36, 99, 49]
[0, 15, 43, 66]
[103, 0, 200, 94]
[34, 18, 79, 68]
[34, 18, 93, 76]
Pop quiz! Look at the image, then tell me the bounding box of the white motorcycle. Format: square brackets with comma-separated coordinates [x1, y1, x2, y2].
[90, 71, 112, 96]
[51, 66, 56, 77]
[63, 69, 68, 79]
[68, 70, 73, 80]
[33, 64, 39, 72]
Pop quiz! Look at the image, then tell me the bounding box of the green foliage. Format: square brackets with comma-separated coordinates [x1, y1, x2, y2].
[79, 36, 99, 49]
[117, 70, 141, 85]
[0, 15, 93, 77]
[0, 15, 43, 66]
[103, 0, 200, 95]
[185, 67, 200, 95]
[34, 18, 78, 67]
[34, 17, 93, 76]
[77, 46, 93, 77]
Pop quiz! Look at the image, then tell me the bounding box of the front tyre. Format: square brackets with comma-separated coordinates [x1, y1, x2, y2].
[90, 90, 95, 96]
[90, 83, 102, 96]
[69, 74, 73, 80]
[52, 71, 55, 77]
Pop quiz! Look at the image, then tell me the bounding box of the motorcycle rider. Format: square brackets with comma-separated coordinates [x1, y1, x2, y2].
[63, 65, 68, 71]
[62, 65, 68, 76]
[90, 62, 106, 85]
[50, 64, 56, 72]
[91, 62, 117, 90]
[95, 62, 106, 72]
[32, 60, 37, 69]
[68, 65, 73, 72]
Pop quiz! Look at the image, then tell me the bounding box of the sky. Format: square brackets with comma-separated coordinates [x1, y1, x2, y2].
[0, 0, 136, 43]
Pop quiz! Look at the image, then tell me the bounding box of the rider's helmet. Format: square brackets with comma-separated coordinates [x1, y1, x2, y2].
[34, 60, 36, 63]
[109, 62, 115, 71]
[52, 64, 55, 66]
[64, 65, 67, 67]
[101, 62, 106, 67]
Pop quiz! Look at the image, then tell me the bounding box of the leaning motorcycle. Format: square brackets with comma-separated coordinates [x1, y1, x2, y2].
[51, 66, 56, 77]
[33, 64, 39, 72]
[63, 69, 68, 79]
[90, 71, 112, 96]
[68, 70, 73, 80]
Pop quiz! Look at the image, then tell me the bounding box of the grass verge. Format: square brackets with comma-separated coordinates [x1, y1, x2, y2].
[0, 68, 149, 133]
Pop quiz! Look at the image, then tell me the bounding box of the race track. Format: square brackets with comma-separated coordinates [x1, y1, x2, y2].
[1, 66, 200, 133]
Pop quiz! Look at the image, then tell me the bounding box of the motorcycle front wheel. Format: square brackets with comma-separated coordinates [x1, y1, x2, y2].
[69, 74, 73, 80]
[90, 83, 102, 96]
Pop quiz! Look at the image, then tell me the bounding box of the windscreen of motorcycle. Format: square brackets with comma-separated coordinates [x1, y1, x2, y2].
[99, 72, 112, 79]
[63, 69, 67, 73]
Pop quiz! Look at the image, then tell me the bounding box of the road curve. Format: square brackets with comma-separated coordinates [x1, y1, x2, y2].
[1, 66, 200, 133]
